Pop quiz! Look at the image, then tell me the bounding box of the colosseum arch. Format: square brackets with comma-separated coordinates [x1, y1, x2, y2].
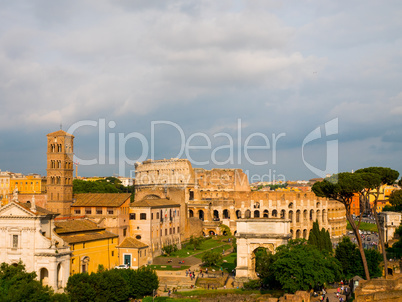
[198, 210, 204, 221]
[263, 209, 269, 218]
[245, 209, 251, 218]
[235, 218, 291, 281]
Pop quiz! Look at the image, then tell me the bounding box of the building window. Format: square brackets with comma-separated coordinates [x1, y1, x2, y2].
[177, 227, 180, 233]
[123, 228, 127, 237]
[96, 208, 102, 215]
[165, 229, 167, 236]
[151, 213, 154, 220]
[107, 208, 114, 215]
[136, 235, 141, 240]
[12, 235, 18, 248]
[156, 212, 159, 219]
[129, 213, 136, 220]
[112, 251, 114, 256]
[74, 209, 81, 214]
[140, 213, 146, 220]
[85, 208, 92, 215]
[83, 243, 85, 248]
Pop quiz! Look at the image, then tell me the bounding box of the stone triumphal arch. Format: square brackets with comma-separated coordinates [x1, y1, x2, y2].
[235, 218, 291, 281]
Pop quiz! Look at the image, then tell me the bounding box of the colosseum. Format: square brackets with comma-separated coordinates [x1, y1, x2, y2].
[134, 158, 347, 241]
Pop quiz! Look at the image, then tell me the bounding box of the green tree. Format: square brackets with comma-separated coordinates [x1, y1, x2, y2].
[389, 189, 402, 212]
[128, 267, 159, 298]
[386, 226, 402, 259]
[270, 239, 341, 293]
[189, 235, 204, 250]
[66, 273, 97, 302]
[90, 269, 129, 302]
[307, 221, 332, 253]
[355, 167, 399, 277]
[254, 248, 277, 286]
[202, 251, 223, 267]
[161, 244, 178, 256]
[73, 178, 134, 194]
[312, 173, 371, 279]
[0, 262, 57, 302]
[232, 237, 237, 253]
[66, 267, 158, 301]
[335, 237, 382, 279]
[335, 236, 361, 279]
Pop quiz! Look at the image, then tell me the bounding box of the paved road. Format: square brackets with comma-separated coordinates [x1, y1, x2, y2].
[311, 287, 349, 302]
[153, 255, 202, 267]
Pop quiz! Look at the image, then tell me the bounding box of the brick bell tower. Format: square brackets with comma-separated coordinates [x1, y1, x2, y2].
[46, 130, 74, 216]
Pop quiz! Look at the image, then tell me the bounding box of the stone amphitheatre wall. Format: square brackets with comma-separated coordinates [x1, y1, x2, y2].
[134, 159, 347, 241]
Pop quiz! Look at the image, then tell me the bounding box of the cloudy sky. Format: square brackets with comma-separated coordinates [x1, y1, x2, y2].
[1, 0, 402, 181]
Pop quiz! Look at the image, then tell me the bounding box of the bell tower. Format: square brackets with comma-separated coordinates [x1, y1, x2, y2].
[46, 130, 74, 215]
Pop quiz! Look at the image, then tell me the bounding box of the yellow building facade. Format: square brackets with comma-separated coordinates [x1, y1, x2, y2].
[9, 174, 46, 195]
[0, 170, 10, 205]
[368, 184, 397, 213]
[55, 220, 119, 275]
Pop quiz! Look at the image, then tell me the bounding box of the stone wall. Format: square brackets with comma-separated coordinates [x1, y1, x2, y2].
[355, 274, 402, 302]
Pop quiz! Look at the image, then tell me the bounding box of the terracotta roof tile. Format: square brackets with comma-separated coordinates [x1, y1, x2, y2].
[19, 202, 58, 216]
[131, 198, 180, 208]
[54, 219, 101, 234]
[118, 237, 148, 249]
[58, 230, 118, 244]
[72, 193, 131, 207]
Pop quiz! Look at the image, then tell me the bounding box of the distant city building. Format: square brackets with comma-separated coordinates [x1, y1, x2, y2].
[118, 176, 134, 187]
[0, 170, 10, 205]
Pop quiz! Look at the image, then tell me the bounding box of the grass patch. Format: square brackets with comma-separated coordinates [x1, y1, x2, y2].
[221, 253, 236, 273]
[193, 244, 232, 259]
[149, 265, 190, 271]
[347, 221, 378, 233]
[159, 237, 232, 258]
[176, 288, 283, 298]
